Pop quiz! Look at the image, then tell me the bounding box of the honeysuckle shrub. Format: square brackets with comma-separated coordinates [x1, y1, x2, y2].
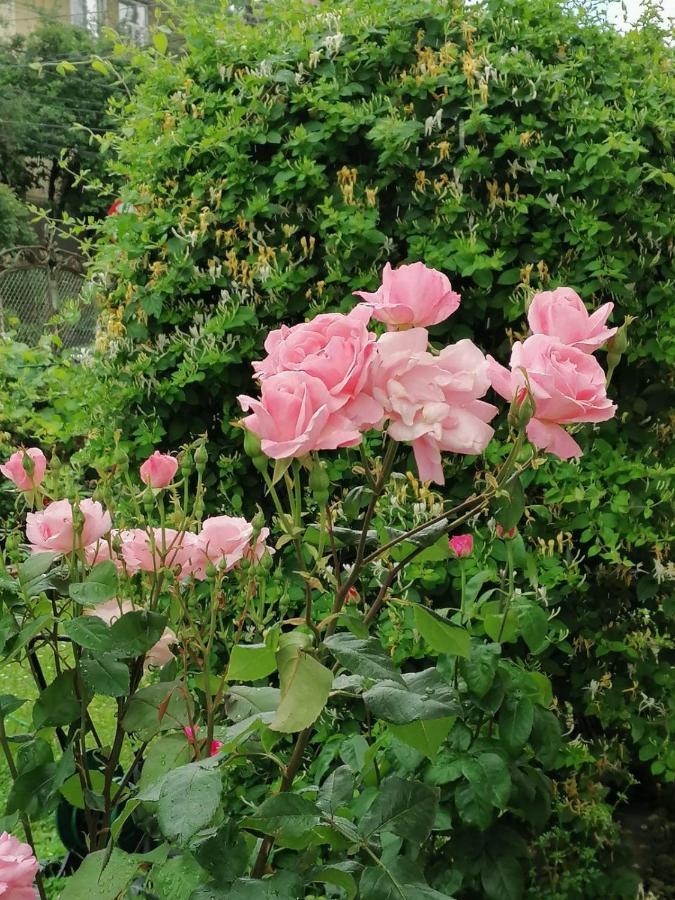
[82, 0, 674, 809]
[0, 272, 640, 898]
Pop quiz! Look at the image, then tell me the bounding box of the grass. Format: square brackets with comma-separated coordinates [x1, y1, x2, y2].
[0, 652, 119, 898]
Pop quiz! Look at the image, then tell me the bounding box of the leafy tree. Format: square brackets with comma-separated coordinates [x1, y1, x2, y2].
[0, 184, 35, 249]
[0, 21, 126, 217]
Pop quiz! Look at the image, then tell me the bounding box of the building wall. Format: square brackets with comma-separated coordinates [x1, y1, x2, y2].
[0, 0, 150, 41]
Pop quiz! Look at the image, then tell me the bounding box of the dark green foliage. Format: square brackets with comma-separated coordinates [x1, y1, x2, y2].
[0, 185, 35, 249]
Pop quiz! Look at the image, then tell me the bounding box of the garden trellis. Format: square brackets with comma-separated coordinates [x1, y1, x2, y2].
[0, 242, 96, 348]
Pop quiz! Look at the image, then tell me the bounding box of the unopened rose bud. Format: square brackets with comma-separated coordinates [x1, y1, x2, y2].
[449, 534, 473, 558]
[243, 429, 268, 473]
[508, 387, 535, 431]
[258, 551, 274, 572]
[606, 315, 635, 384]
[496, 524, 517, 540]
[194, 443, 208, 474]
[309, 462, 330, 506]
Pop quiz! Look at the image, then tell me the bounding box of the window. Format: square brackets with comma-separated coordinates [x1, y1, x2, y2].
[70, 0, 104, 35]
[118, 0, 149, 45]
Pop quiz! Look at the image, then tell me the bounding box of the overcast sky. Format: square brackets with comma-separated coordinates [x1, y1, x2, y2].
[606, 0, 675, 28]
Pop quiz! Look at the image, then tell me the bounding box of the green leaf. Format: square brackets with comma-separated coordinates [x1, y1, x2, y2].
[60, 770, 106, 810]
[60, 849, 140, 900]
[482, 601, 518, 643]
[242, 794, 322, 849]
[390, 717, 455, 760]
[359, 858, 454, 900]
[461, 753, 511, 809]
[309, 865, 358, 900]
[495, 475, 525, 531]
[270, 640, 332, 733]
[192, 821, 249, 882]
[228, 873, 304, 899]
[460, 643, 499, 696]
[515, 600, 549, 653]
[33, 670, 83, 728]
[110, 610, 168, 657]
[91, 58, 110, 76]
[69, 561, 118, 606]
[318, 766, 355, 816]
[122, 681, 193, 741]
[359, 776, 439, 844]
[0, 694, 26, 717]
[18, 553, 57, 584]
[62, 616, 115, 653]
[454, 781, 493, 830]
[481, 853, 525, 900]
[80, 653, 130, 697]
[413, 606, 470, 657]
[364, 669, 459, 725]
[324, 632, 403, 682]
[137, 733, 193, 800]
[499, 696, 535, 753]
[153, 30, 169, 55]
[530, 707, 562, 768]
[225, 685, 280, 720]
[157, 761, 222, 845]
[3, 615, 53, 662]
[227, 643, 276, 682]
[149, 852, 208, 900]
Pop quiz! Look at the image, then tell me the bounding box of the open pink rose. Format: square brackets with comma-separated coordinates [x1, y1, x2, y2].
[528, 287, 617, 353]
[139, 451, 179, 489]
[354, 262, 461, 329]
[1, 448, 47, 492]
[253, 307, 382, 428]
[188, 517, 272, 580]
[370, 329, 496, 484]
[487, 334, 616, 460]
[26, 498, 112, 554]
[0, 831, 38, 900]
[144, 626, 177, 670]
[238, 371, 362, 460]
[449, 534, 474, 558]
[121, 528, 197, 575]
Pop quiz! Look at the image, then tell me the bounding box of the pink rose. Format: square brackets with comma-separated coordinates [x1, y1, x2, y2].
[144, 626, 177, 670]
[139, 451, 178, 489]
[26, 498, 112, 554]
[253, 308, 382, 428]
[528, 287, 617, 353]
[487, 334, 616, 460]
[0, 831, 38, 900]
[238, 371, 362, 460]
[84, 530, 133, 570]
[354, 262, 461, 329]
[370, 329, 496, 484]
[1, 448, 47, 492]
[188, 517, 272, 580]
[85, 600, 176, 671]
[449, 534, 474, 558]
[121, 528, 197, 575]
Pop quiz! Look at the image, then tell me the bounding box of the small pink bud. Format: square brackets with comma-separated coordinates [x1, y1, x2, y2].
[184, 726, 198, 743]
[139, 451, 178, 489]
[449, 534, 473, 558]
[346, 587, 360, 604]
[1, 447, 47, 492]
[210, 740, 223, 757]
[496, 524, 517, 540]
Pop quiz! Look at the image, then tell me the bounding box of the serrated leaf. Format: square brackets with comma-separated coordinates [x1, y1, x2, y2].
[157, 762, 222, 845]
[242, 794, 321, 849]
[390, 716, 455, 760]
[69, 561, 118, 606]
[227, 643, 276, 681]
[324, 632, 403, 682]
[413, 606, 470, 657]
[270, 641, 332, 733]
[80, 653, 129, 697]
[60, 849, 139, 900]
[359, 776, 438, 844]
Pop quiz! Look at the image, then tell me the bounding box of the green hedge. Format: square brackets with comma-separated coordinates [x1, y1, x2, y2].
[88, 0, 674, 808]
